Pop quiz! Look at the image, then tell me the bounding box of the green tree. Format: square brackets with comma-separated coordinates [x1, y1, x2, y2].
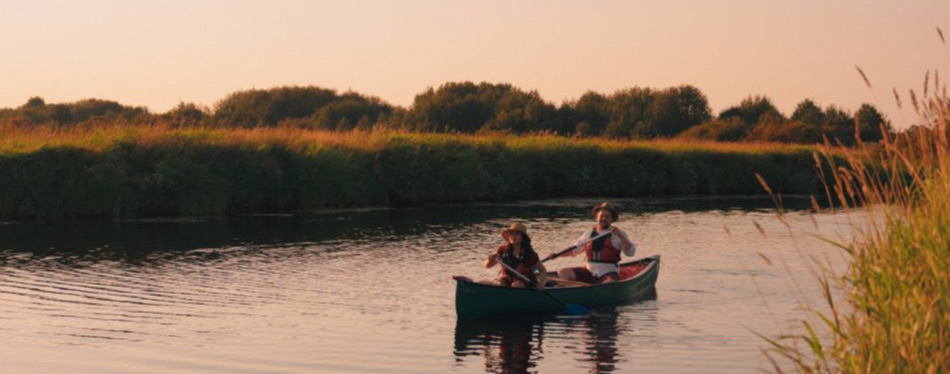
[559, 85, 712, 139]
[18, 97, 50, 123]
[312, 93, 393, 131]
[213, 86, 338, 127]
[854, 103, 891, 142]
[49, 104, 73, 124]
[790, 99, 826, 125]
[609, 87, 655, 138]
[407, 82, 499, 133]
[482, 89, 556, 133]
[70, 99, 127, 120]
[570, 91, 610, 136]
[647, 85, 712, 138]
[718, 95, 784, 127]
[407, 82, 556, 134]
[821, 105, 854, 144]
[163, 102, 209, 127]
[7, 97, 151, 125]
[25, 97, 46, 108]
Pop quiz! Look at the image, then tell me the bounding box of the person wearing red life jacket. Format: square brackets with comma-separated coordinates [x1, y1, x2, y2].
[549, 202, 635, 284]
[484, 222, 547, 290]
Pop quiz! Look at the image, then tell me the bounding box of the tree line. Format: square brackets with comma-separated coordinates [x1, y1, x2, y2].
[0, 83, 895, 145]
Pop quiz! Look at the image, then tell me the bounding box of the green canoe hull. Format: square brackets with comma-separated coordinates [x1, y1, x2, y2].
[455, 255, 661, 319]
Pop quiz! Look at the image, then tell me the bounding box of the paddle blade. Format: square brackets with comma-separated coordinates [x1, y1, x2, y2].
[563, 303, 590, 315]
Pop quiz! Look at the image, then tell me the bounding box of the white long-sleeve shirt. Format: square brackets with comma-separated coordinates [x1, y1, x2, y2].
[571, 228, 636, 277]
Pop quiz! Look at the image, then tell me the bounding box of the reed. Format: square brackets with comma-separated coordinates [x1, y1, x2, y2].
[761, 67, 950, 373]
[0, 122, 835, 219]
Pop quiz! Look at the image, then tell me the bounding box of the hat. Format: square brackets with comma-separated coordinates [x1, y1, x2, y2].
[501, 222, 528, 241]
[592, 202, 619, 221]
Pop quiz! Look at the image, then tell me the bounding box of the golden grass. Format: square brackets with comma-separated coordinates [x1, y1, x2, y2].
[762, 58, 950, 373]
[0, 122, 394, 153]
[0, 121, 822, 155]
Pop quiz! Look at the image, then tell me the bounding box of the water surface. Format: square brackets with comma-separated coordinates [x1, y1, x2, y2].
[0, 197, 853, 373]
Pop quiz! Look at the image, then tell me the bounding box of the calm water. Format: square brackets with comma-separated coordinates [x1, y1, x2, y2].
[0, 197, 854, 373]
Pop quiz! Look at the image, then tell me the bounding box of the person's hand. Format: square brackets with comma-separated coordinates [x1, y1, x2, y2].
[484, 254, 499, 268]
[536, 281, 545, 290]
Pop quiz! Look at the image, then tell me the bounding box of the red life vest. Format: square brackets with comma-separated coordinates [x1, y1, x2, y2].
[497, 244, 539, 283]
[585, 230, 621, 264]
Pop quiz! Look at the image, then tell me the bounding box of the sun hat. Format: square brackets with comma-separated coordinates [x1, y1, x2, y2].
[591, 202, 619, 221]
[501, 222, 528, 241]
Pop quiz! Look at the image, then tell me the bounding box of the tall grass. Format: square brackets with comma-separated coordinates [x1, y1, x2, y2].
[762, 68, 950, 372]
[0, 122, 835, 219]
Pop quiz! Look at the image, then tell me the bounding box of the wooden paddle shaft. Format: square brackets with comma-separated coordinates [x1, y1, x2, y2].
[493, 255, 535, 285]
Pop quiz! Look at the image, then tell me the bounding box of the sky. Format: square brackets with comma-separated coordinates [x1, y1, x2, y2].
[1, 0, 948, 129]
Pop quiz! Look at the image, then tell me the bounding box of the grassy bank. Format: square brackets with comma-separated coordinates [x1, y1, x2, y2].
[0, 123, 830, 219]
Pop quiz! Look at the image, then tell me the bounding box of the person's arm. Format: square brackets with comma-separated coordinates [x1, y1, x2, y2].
[612, 227, 636, 256]
[534, 262, 547, 290]
[484, 247, 502, 268]
[552, 233, 589, 258]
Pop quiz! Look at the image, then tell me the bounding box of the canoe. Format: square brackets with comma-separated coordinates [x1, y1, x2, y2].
[454, 255, 661, 319]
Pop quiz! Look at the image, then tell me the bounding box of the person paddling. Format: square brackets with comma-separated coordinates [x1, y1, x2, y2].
[485, 222, 547, 289]
[549, 202, 635, 284]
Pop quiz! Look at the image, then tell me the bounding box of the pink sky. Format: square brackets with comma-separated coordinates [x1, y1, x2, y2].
[2, 1, 948, 129]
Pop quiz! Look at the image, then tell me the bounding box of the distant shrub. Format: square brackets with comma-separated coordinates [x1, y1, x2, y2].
[161, 102, 210, 127]
[212, 86, 338, 127]
[746, 121, 823, 144]
[312, 93, 394, 131]
[676, 117, 749, 142]
[0, 97, 150, 126]
[718, 95, 785, 128]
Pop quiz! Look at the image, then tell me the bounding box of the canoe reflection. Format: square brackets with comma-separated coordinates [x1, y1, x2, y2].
[454, 317, 545, 374]
[453, 288, 657, 374]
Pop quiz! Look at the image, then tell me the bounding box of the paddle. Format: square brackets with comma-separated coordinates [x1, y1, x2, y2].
[493, 255, 590, 315]
[541, 230, 612, 263]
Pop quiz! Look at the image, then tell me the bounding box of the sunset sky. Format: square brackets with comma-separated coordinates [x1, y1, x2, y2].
[2, 1, 948, 129]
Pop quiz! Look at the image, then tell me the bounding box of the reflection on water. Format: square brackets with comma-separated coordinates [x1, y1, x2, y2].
[570, 306, 624, 374]
[454, 290, 656, 374]
[0, 197, 850, 374]
[455, 317, 543, 374]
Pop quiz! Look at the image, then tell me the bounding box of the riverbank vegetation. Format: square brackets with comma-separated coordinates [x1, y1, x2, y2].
[763, 62, 949, 371]
[0, 122, 832, 219]
[0, 79, 893, 220]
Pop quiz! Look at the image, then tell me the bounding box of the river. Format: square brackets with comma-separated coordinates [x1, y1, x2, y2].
[0, 197, 853, 373]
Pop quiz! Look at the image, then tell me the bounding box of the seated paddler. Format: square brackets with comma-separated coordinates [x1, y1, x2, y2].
[484, 222, 547, 289]
[549, 202, 635, 284]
